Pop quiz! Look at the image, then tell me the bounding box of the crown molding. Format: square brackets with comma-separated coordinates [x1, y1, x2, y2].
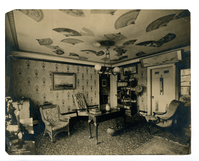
[11, 51, 105, 66]
[6, 10, 19, 50]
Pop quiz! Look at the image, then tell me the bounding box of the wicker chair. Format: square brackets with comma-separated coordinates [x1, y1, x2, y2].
[40, 104, 71, 142]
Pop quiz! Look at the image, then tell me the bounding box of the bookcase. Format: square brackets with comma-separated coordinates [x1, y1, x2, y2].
[117, 78, 137, 117]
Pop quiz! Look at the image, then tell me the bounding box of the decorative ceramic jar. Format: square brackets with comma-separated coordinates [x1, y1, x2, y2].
[107, 127, 115, 136]
[106, 104, 111, 112]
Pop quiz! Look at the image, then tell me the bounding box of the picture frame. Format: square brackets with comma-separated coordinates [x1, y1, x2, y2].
[102, 79, 107, 87]
[123, 64, 137, 75]
[52, 72, 76, 90]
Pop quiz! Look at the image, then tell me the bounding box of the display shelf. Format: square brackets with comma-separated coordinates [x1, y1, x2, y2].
[116, 78, 137, 117]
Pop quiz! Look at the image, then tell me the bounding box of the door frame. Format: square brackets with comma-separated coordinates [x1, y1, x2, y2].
[147, 63, 178, 115]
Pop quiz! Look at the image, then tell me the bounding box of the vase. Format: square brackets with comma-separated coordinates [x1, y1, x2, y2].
[106, 104, 110, 112]
[107, 127, 115, 136]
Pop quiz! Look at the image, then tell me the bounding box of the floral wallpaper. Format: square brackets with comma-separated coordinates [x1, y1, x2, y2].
[11, 59, 99, 114]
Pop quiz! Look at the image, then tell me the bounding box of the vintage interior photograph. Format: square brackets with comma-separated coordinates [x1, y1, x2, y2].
[5, 9, 191, 156]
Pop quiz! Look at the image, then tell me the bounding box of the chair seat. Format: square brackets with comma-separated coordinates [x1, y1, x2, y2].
[51, 121, 69, 131]
[144, 115, 158, 122]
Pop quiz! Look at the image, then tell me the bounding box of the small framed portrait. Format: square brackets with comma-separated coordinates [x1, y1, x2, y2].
[102, 79, 107, 87]
[123, 64, 137, 75]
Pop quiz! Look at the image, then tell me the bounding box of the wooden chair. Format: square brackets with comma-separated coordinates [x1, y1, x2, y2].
[40, 104, 71, 142]
[72, 93, 98, 116]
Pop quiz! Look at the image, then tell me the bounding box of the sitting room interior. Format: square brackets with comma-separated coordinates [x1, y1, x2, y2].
[5, 9, 191, 155]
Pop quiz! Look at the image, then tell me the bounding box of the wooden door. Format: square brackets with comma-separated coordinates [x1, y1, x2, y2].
[151, 66, 175, 113]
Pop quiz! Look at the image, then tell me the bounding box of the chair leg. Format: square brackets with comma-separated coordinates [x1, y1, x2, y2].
[68, 125, 70, 136]
[43, 129, 48, 136]
[142, 117, 152, 134]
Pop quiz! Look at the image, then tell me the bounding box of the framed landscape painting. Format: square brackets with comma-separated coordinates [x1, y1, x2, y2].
[52, 72, 76, 90]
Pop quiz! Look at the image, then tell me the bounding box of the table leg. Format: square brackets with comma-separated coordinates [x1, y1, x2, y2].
[88, 119, 93, 139]
[94, 123, 99, 144]
[115, 118, 118, 129]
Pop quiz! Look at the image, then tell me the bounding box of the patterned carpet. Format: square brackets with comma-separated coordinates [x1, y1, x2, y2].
[34, 114, 190, 155]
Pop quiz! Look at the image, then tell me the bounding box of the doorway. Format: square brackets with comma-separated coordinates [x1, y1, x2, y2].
[147, 64, 177, 115]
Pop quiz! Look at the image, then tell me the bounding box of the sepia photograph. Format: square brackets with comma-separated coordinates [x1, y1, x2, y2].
[3, 6, 197, 160]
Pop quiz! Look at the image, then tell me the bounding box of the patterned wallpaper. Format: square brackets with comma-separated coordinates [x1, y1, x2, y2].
[11, 59, 99, 114]
[120, 63, 148, 112]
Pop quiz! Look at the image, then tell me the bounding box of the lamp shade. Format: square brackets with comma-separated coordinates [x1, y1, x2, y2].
[95, 64, 101, 71]
[113, 67, 120, 73]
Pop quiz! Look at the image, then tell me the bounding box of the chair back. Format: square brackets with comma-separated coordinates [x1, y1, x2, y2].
[72, 93, 87, 111]
[163, 100, 181, 118]
[40, 105, 59, 123]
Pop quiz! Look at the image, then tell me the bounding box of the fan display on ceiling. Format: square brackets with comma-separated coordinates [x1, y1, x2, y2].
[90, 9, 117, 15]
[53, 49, 64, 55]
[12, 9, 190, 63]
[81, 50, 105, 56]
[80, 27, 95, 36]
[18, 9, 44, 22]
[36, 38, 53, 45]
[123, 39, 137, 46]
[59, 9, 85, 17]
[53, 28, 82, 37]
[104, 33, 126, 41]
[146, 14, 176, 32]
[61, 38, 84, 45]
[69, 53, 88, 60]
[115, 10, 140, 29]
[172, 10, 190, 20]
[136, 33, 176, 47]
[146, 10, 190, 33]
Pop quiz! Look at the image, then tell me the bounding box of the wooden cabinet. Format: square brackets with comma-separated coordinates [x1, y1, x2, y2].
[117, 79, 137, 117]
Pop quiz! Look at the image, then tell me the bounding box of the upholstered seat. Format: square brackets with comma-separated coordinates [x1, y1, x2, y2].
[40, 104, 71, 142]
[142, 100, 190, 135]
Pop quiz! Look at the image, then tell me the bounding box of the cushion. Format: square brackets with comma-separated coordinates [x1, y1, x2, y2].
[43, 107, 59, 123]
[51, 121, 69, 130]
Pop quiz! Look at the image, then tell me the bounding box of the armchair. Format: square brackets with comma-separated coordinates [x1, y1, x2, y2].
[142, 100, 190, 136]
[72, 93, 98, 116]
[40, 104, 71, 142]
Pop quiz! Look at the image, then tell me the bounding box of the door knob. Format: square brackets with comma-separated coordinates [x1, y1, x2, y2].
[151, 96, 154, 99]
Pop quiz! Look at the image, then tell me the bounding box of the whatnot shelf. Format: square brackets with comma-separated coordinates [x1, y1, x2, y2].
[117, 80, 137, 117]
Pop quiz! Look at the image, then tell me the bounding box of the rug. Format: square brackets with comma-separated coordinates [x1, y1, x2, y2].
[34, 116, 190, 155]
[132, 136, 188, 155]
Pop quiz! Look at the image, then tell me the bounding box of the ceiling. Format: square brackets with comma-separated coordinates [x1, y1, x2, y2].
[6, 9, 190, 65]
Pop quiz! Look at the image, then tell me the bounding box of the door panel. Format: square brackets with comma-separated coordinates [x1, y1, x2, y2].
[151, 66, 174, 113]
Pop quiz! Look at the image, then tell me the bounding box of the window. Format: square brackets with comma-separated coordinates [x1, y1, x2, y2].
[180, 69, 191, 96]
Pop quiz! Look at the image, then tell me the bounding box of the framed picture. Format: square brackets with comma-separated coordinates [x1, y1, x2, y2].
[52, 72, 76, 90]
[123, 64, 137, 75]
[102, 79, 107, 87]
